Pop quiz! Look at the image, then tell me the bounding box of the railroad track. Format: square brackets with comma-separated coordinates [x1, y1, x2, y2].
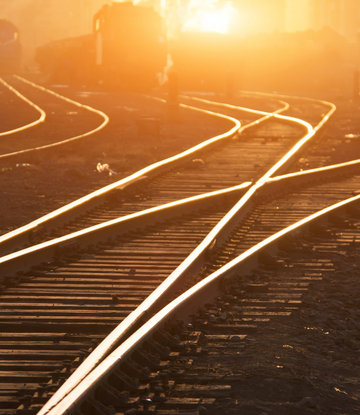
[0, 83, 359, 414]
[0, 78, 46, 137]
[0, 76, 108, 159]
[53, 193, 359, 415]
[2, 164, 357, 415]
[0, 75, 281, 254]
[0, 80, 333, 256]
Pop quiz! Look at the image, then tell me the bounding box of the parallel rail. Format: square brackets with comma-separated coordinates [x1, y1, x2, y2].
[0, 77, 46, 136]
[0, 85, 334, 258]
[0, 88, 354, 415]
[28, 155, 358, 415]
[0, 76, 109, 159]
[0, 91, 337, 412]
[46, 191, 360, 415]
[0, 85, 290, 256]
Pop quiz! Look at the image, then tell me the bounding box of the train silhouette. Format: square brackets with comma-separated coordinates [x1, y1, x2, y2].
[0, 19, 21, 74]
[35, 2, 349, 93]
[36, 2, 167, 90]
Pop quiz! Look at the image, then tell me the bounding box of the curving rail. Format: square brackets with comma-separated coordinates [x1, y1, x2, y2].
[34, 93, 339, 415]
[0, 90, 289, 256]
[42, 191, 360, 415]
[181, 93, 336, 180]
[0, 75, 109, 159]
[0, 77, 46, 136]
[0, 86, 351, 415]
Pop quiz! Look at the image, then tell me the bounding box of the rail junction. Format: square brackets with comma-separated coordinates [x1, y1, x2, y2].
[0, 75, 359, 414]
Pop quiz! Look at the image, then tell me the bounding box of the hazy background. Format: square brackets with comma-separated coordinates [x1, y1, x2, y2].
[1, 0, 360, 94]
[1, 0, 360, 57]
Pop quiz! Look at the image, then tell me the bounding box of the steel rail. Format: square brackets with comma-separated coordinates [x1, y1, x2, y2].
[178, 94, 290, 118]
[265, 157, 360, 186]
[0, 94, 287, 256]
[181, 93, 336, 180]
[0, 181, 252, 275]
[2, 155, 355, 274]
[0, 75, 110, 159]
[242, 89, 334, 113]
[2, 155, 356, 279]
[36, 95, 336, 415]
[0, 77, 46, 136]
[0, 183, 254, 415]
[45, 190, 360, 415]
[163, 94, 290, 128]
[0, 96, 240, 254]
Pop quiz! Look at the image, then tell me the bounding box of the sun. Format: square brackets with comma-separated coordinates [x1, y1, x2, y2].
[181, 1, 237, 34]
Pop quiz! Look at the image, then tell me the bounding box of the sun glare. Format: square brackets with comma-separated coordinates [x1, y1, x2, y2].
[181, 0, 237, 34]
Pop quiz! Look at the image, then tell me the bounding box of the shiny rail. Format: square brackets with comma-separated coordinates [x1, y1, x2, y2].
[35, 93, 338, 415]
[42, 191, 360, 415]
[0, 91, 289, 256]
[0, 77, 46, 136]
[0, 75, 109, 159]
[181, 93, 336, 179]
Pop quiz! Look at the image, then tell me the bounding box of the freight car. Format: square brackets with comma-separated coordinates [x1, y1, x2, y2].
[0, 19, 21, 73]
[36, 2, 167, 90]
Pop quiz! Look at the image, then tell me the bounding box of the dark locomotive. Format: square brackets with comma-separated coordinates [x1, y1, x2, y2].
[36, 2, 167, 90]
[0, 19, 21, 73]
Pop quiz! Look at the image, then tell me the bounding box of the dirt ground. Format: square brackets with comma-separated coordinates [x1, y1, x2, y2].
[0, 76, 359, 414]
[208, 246, 360, 415]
